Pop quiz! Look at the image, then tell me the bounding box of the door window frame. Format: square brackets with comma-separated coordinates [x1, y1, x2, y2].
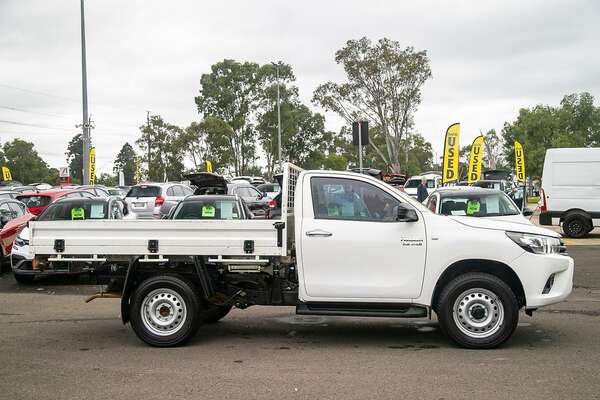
[309, 176, 411, 223]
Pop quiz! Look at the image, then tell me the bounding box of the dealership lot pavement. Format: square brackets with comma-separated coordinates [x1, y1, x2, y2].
[1, 245, 599, 400]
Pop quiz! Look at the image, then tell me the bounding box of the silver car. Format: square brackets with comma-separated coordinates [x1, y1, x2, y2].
[124, 183, 193, 219]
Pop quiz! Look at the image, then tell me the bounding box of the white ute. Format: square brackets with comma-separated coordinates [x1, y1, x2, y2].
[29, 164, 574, 349]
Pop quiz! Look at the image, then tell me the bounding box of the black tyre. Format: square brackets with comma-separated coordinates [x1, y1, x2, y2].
[436, 272, 519, 349]
[13, 273, 35, 284]
[201, 304, 233, 323]
[563, 213, 592, 238]
[129, 275, 201, 347]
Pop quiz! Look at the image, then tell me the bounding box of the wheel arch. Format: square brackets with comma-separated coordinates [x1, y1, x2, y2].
[431, 259, 526, 311]
[560, 208, 592, 222]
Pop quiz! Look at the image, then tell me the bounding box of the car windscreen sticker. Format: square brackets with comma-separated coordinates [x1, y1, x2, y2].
[71, 207, 85, 220]
[90, 204, 105, 219]
[327, 205, 339, 217]
[466, 200, 480, 215]
[202, 205, 215, 217]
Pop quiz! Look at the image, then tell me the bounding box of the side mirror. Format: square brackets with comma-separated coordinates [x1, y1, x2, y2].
[397, 205, 419, 222]
[0, 215, 9, 227]
[522, 208, 533, 216]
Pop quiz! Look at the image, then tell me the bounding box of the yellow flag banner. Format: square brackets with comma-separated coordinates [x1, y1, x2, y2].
[1, 166, 12, 181]
[89, 147, 96, 185]
[442, 123, 460, 184]
[467, 135, 484, 184]
[205, 160, 213, 173]
[514, 141, 525, 183]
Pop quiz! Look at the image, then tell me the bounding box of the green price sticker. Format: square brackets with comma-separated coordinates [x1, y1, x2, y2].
[327, 206, 339, 217]
[202, 205, 215, 217]
[71, 207, 85, 220]
[466, 201, 480, 215]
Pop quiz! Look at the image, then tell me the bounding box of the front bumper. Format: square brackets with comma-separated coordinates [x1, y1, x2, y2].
[510, 251, 574, 309]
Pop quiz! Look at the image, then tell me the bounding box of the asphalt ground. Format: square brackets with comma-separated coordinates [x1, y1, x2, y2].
[0, 243, 599, 399]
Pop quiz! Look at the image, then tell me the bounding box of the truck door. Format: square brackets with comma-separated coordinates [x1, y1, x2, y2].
[299, 175, 427, 300]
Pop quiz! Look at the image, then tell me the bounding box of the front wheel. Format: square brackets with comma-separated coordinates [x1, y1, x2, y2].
[129, 275, 201, 347]
[436, 272, 519, 349]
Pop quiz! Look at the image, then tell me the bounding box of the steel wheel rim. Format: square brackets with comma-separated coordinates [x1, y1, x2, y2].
[453, 288, 504, 339]
[141, 288, 187, 336]
[567, 220, 583, 235]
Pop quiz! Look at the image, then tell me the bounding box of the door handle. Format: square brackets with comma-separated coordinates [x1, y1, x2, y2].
[305, 229, 333, 237]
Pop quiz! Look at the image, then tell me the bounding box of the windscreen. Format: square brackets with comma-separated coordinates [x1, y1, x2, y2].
[172, 199, 242, 220]
[16, 195, 51, 208]
[126, 186, 160, 198]
[38, 202, 109, 221]
[439, 192, 519, 217]
[404, 179, 420, 188]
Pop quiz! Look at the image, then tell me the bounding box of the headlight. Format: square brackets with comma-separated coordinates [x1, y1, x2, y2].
[506, 231, 561, 255]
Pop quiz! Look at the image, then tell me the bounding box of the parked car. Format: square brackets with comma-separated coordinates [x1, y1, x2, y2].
[256, 183, 280, 199]
[169, 195, 251, 220]
[0, 190, 18, 199]
[403, 173, 442, 198]
[188, 173, 271, 217]
[425, 187, 532, 224]
[106, 187, 128, 198]
[124, 183, 193, 219]
[16, 189, 96, 216]
[539, 148, 600, 238]
[0, 199, 33, 260]
[78, 185, 111, 197]
[231, 176, 266, 186]
[11, 196, 130, 283]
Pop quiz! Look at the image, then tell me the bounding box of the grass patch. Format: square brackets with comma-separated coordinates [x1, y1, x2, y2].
[527, 196, 540, 204]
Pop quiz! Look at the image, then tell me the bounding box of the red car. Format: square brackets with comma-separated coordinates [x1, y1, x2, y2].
[0, 199, 33, 258]
[16, 189, 95, 216]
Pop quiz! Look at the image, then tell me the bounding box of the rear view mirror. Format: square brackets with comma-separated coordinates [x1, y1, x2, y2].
[0, 215, 9, 227]
[522, 208, 533, 216]
[397, 205, 419, 222]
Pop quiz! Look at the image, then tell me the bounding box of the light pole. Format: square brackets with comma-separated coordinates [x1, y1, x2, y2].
[271, 62, 282, 164]
[80, 0, 90, 185]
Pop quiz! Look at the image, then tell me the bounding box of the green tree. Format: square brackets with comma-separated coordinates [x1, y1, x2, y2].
[501, 92, 600, 179]
[137, 115, 185, 181]
[195, 59, 266, 175]
[482, 129, 504, 170]
[180, 117, 234, 174]
[313, 37, 432, 173]
[113, 142, 137, 185]
[65, 134, 88, 184]
[97, 172, 117, 186]
[3, 139, 57, 184]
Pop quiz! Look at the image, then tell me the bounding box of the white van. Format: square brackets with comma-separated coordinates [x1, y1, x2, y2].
[403, 172, 442, 199]
[539, 148, 600, 238]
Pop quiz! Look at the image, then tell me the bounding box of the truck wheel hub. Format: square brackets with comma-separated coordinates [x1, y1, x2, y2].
[141, 288, 187, 336]
[453, 288, 504, 339]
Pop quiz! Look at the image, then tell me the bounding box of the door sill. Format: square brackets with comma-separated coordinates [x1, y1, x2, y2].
[296, 302, 428, 318]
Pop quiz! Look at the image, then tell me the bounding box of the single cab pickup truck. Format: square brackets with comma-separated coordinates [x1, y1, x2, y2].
[29, 164, 574, 349]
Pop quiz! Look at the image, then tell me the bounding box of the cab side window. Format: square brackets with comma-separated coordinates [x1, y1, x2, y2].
[310, 177, 402, 222]
[8, 202, 25, 218]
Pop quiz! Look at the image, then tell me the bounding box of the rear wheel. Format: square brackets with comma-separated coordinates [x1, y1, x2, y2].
[201, 304, 233, 323]
[129, 275, 201, 347]
[563, 213, 592, 238]
[436, 272, 519, 349]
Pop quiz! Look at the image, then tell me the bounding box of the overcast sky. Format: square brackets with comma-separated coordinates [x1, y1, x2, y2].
[1, 0, 599, 174]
